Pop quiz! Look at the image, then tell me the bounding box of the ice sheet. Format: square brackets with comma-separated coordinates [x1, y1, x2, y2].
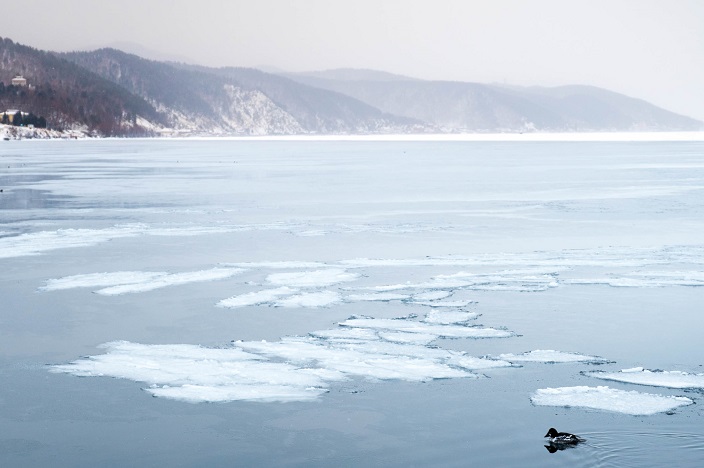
[585, 367, 704, 389]
[498, 350, 610, 363]
[531, 386, 693, 415]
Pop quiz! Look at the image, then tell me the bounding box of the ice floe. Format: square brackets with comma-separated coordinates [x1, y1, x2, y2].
[274, 291, 341, 308]
[42, 268, 244, 295]
[345, 292, 410, 302]
[423, 310, 480, 324]
[565, 271, 704, 288]
[51, 340, 331, 403]
[223, 261, 332, 269]
[412, 290, 452, 301]
[363, 269, 560, 293]
[412, 300, 475, 308]
[216, 287, 298, 308]
[497, 350, 610, 364]
[585, 367, 704, 389]
[266, 269, 359, 288]
[531, 386, 693, 415]
[339, 317, 514, 338]
[0, 224, 236, 259]
[52, 311, 517, 403]
[40, 271, 167, 292]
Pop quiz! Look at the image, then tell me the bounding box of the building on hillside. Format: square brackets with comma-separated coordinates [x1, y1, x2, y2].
[11, 75, 27, 87]
[3, 110, 25, 124]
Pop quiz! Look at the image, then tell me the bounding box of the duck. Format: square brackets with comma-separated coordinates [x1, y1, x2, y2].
[544, 428, 583, 445]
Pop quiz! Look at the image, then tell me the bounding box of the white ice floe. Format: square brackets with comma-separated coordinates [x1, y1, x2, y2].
[345, 292, 411, 302]
[413, 290, 452, 301]
[339, 318, 514, 338]
[51, 340, 331, 403]
[0, 224, 237, 259]
[267, 269, 359, 288]
[566, 271, 704, 288]
[377, 332, 438, 345]
[365, 269, 560, 293]
[412, 300, 476, 308]
[97, 268, 244, 295]
[42, 268, 244, 295]
[274, 291, 341, 308]
[531, 386, 693, 415]
[236, 337, 472, 382]
[40, 271, 167, 291]
[585, 367, 704, 389]
[216, 287, 298, 308]
[423, 310, 479, 324]
[498, 350, 610, 364]
[53, 309, 519, 403]
[222, 261, 332, 269]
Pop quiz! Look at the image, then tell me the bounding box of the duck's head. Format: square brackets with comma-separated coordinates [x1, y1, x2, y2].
[544, 428, 558, 438]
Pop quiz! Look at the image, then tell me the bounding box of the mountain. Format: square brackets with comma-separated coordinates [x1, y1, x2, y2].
[0, 37, 163, 135]
[61, 49, 423, 135]
[283, 70, 703, 132]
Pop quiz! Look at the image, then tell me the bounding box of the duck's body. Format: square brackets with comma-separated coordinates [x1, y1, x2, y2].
[544, 428, 582, 445]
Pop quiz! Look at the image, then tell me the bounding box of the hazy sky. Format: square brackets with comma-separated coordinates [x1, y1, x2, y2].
[2, 0, 704, 121]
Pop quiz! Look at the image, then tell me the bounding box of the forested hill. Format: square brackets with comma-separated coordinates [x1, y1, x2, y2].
[62, 49, 422, 135]
[0, 37, 162, 136]
[0, 36, 701, 136]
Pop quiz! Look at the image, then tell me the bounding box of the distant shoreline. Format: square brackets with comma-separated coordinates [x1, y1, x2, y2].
[3, 127, 704, 143]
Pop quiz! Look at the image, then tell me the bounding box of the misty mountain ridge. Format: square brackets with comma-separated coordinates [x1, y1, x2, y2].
[1, 37, 701, 137]
[284, 69, 702, 132]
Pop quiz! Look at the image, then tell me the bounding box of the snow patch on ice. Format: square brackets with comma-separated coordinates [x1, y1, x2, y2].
[531, 386, 693, 415]
[498, 350, 611, 364]
[585, 367, 704, 389]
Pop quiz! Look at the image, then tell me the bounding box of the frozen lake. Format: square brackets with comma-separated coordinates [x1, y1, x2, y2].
[2, 138, 704, 466]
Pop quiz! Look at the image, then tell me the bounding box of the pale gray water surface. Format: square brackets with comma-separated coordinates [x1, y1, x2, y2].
[1, 139, 704, 466]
